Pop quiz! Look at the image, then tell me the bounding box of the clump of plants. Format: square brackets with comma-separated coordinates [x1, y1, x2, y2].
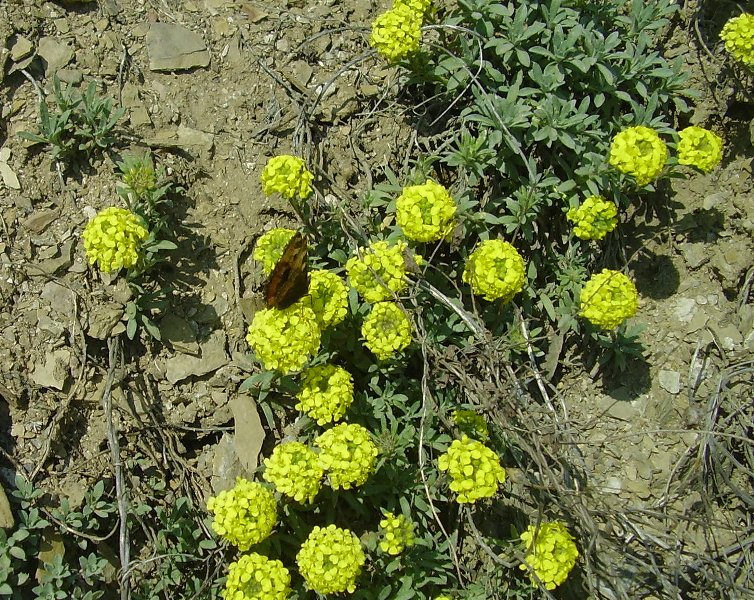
[202, 0, 728, 598]
[19, 75, 125, 165]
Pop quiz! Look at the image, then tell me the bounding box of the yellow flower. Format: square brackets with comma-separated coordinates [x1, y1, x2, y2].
[437, 435, 506, 504]
[253, 228, 297, 276]
[346, 240, 411, 303]
[263, 441, 323, 504]
[308, 270, 348, 329]
[608, 126, 667, 186]
[370, 5, 422, 63]
[246, 304, 321, 374]
[362, 301, 412, 360]
[394, 0, 432, 21]
[519, 521, 579, 590]
[677, 126, 724, 172]
[462, 239, 526, 302]
[296, 364, 355, 425]
[222, 552, 290, 600]
[315, 423, 379, 490]
[81, 207, 149, 273]
[720, 13, 754, 67]
[451, 409, 489, 441]
[206, 478, 276, 551]
[296, 525, 365, 594]
[378, 512, 416, 555]
[579, 269, 638, 330]
[261, 155, 314, 200]
[396, 179, 457, 242]
[566, 195, 618, 241]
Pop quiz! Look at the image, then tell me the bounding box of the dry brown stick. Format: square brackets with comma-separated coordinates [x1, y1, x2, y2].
[102, 336, 131, 600]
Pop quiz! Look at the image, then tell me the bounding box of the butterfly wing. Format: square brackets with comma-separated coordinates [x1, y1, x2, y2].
[264, 232, 309, 309]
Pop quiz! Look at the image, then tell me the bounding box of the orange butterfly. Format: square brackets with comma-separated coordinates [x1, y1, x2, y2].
[264, 232, 309, 309]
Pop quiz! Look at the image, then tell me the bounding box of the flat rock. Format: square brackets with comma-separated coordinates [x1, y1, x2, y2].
[146, 125, 214, 157]
[37, 37, 75, 76]
[87, 303, 124, 340]
[21, 208, 60, 234]
[0, 162, 20, 190]
[211, 433, 244, 493]
[230, 394, 264, 472]
[0, 482, 14, 528]
[10, 35, 34, 62]
[658, 369, 681, 394]
[146, 23, 210, 71]
[32, 348, 71, 390]
[159, 314, 199, 355]
[164, 330, 228, 384]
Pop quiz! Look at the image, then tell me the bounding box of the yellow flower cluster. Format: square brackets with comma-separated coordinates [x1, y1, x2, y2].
[396, 179, 457, 242]
[362, 302, 412, 360]
[81, 207, 149, 273]
[252, 228, 297, 276]
[451, 409, 489, 441]
[579, 269, 638, 330]
[296, 364, 355, 425]
[309, 270, 348, 329]
[222, 552, 291, 600]
[566, 195, 618, 241]
[519, 521, 579, 590]
[296, 525, 366, 594]
[346, 240, 410, 303]
[206, 478, 277, 551]
[315, 423, 379, 490]
[720, 13, 754, 67]
[261, 155, 314, 200]
[677, 126, 724, 173]
[608, 126, 668, 186]
[462, 239, 526, 302]
[121, 160, 157, 198]
[246, 305, 321, 374]
[378, 512, 416, 555]
[263, 441, 323, 504]
[394, 0, 432, 20]
[438, 435, 507, 504]
[370, 5, 422, 63]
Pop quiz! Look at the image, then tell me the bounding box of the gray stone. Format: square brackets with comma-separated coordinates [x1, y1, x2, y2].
[0, 482, 14, 528]
[41, 281, 74, 317]
[146, 23, 210, 72]
[0, 162, 20, 190]
[146, 125, 214, 158]
[230, 395, 265, 473]
[32, 348, 71, 390]
[673, 297, 697, 324]
[56, 68, 83, 85]
[32, 239, 74, 276]
[211, 434, 244, 493]
[679, 242, 708, 269]
[37, 37, 75, 76]
[21, 208, 59, 234]
[10, 35, 34, 62]
[658, 369, 681, 394]
[164, 330, 229, 384]
[87, 303, 124, 340]
[159, 314, 199, 356]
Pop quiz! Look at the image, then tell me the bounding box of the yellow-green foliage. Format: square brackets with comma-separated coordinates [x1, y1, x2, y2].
[246, 305, 321, 374]
[222, 553, 291, 600]
[315, 423, 379, 490]
[346, 240, 411, 303]
[253, 228, 298, 275]
[566, 195, 618, 241]
[370, 5, 422, 62]
[295, 364, 355, 425]
[82, 207, 148, 272]
[462, 239, 526, 302]
[261, 155, 314, 200]
[608, 126, 667, 186]
[720, 13, 754, 67]
[438, 435, 507, 504]
[361, 301, 413, 360]
[519, 521, 579, 590]
[263, 442, 323, 504]
[207, 478, 277, 551]
[378, 512, 416, 555]
[579, 269, 638, 330]
[396, 179, 457, 242]
[295, 525, 366, 594]
[308, 270, 348, 329]
[677, 126, 724, 172]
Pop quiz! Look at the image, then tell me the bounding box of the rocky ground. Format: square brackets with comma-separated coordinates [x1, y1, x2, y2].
[0, 0, 752, 598]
